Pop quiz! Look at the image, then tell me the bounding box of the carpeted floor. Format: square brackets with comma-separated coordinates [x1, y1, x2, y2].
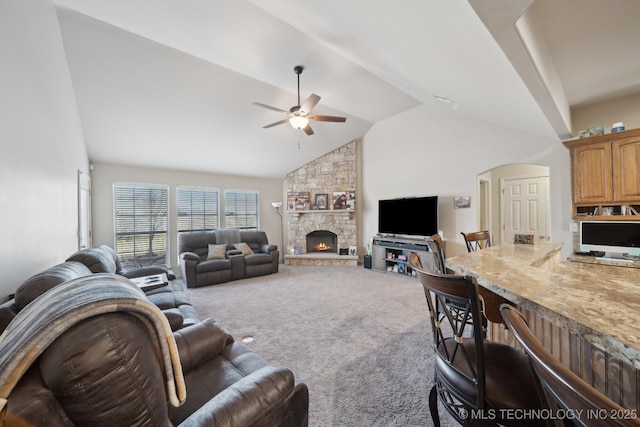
[186, 264, 456, 426]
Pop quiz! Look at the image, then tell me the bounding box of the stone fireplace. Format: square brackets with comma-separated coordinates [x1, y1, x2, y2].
[284, 141, 358, 266]
[286, 211, 356, 259]
[306, 230, 338, 254]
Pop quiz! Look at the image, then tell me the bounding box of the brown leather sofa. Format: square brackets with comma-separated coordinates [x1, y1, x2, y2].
[179, 229, 279, 288]
[0, 247, 308, 426]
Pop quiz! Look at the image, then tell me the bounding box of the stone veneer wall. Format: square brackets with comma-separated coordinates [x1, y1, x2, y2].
[285, 140, 357, 255]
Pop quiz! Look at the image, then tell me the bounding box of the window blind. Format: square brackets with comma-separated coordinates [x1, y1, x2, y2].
[225, 190, 259, 229]
[176, 186, 219, 233]
[113, 184, 168, 269]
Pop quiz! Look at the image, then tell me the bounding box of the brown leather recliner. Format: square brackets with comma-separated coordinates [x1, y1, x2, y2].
[0, 274, 309, 426]
[66, 244, 200, 330]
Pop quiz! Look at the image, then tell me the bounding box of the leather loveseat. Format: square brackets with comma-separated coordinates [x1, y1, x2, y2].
[179, 229, 279, 288]
[0, 273, 309, 426]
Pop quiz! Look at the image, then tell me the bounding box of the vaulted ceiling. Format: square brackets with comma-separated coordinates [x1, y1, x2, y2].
[52, 0, 640, 178]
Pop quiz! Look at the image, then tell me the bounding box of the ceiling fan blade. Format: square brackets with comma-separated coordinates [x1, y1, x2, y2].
[263, 119, 290, 129]
[308, 115, 347, 123]
[252, 102, 289, 114]
[299, 94, 321, 115]
[303, 124, 314, 136]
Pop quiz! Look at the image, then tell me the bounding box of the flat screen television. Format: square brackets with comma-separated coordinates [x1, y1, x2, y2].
[378, 196, 438, 238]
[579, 221, 640, 257]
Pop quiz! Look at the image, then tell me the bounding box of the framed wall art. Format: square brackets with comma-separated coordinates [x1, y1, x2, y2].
[287, 192, 310, 211]
[332, 191, 355, 210]
[315, 193, 328, 210]
[454, 196, 471, 209]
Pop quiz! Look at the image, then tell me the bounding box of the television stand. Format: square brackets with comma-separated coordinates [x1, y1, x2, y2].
[371, 235, 433, 276]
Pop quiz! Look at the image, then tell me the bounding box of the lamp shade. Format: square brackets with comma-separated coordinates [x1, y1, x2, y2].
[271, 202, 283, 208]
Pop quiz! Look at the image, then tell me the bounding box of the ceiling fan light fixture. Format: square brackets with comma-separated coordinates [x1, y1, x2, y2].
[289, 115, 309, 129]
[253, 65, 345, 135]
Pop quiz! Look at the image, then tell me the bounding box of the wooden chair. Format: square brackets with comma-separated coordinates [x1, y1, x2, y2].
[459, 230, 506, 325]
[461, 230, 492, 252]
[411, 237, 489, 337]
[412, 265, 544, 426]
[500, 305, 640, 427]
[426, 234, 447, 274]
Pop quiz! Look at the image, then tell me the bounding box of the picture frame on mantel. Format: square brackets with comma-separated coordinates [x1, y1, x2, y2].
[332, 191, 355, 210]
[315, 193, 328, 210]
[287, 191, 310, 211]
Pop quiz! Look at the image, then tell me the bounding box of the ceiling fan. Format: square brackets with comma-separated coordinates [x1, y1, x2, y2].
[253, 65, 346, 136]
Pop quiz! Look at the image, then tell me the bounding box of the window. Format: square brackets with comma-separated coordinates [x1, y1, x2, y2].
[113, 184, 168, 270]
[225, 190, 259, 229]
[176, 186, 219, 235]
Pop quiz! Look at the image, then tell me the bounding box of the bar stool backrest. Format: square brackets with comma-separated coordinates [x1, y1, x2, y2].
[461, 231, 491, 252]
[500, 304, 640, 427]
[426, 234, 447, 274]
[412, 266, 487, 415]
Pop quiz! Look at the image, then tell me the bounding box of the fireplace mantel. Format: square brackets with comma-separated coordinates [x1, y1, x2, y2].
[288, 210, 354, 215]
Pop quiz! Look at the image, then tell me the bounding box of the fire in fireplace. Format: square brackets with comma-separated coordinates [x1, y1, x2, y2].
[306, 230, 338, 254]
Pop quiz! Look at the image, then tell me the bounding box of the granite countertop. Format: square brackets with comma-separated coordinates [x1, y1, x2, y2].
[446, 241, 640, 369]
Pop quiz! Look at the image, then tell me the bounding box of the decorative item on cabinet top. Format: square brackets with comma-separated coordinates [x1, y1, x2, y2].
[578, 125, 605, 138]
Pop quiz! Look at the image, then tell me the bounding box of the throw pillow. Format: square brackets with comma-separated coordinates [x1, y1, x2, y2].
[233, 242, 254, 255]
[207, 244, 227, 260]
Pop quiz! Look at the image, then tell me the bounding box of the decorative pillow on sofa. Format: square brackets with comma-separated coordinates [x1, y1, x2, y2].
[207, 244, 227, 260]
[233, 242, 254, 255]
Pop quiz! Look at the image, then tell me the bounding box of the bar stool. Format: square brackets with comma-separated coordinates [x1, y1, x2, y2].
[411, 236, 489, 337]
[500, 305, 640, 427]
[460, 230, 507, 324]
[426, 234, 447, 274]
[412, 265, 544, 426]
[461, 231, 492, 252]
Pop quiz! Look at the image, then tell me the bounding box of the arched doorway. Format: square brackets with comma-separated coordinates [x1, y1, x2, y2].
[478, 164, 550, 244]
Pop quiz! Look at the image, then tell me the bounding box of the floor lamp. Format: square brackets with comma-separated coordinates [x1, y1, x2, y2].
[271, 202, 284, 263]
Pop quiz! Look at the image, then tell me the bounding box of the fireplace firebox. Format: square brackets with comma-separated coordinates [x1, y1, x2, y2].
[306, 230, 338, 254]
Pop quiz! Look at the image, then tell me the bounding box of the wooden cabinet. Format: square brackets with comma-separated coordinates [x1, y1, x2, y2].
[570, 141, 612, 203]
[613, 136, 640, 201]
[564, 128, 640, 220]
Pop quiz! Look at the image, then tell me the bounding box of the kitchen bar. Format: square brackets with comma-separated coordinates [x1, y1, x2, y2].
[446, 241, 640, 410]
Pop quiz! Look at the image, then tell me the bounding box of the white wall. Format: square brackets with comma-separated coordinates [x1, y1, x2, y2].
[361, 104, 571, 258]
[0, 0, 89, 298]
[90, 163, 284, 271]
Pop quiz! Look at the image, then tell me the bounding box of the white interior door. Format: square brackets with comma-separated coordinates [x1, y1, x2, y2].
[78, 170, 92, 249]
[501, 176, 548, 244]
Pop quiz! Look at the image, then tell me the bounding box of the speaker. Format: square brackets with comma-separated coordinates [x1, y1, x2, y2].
[364, 255, 372, 269]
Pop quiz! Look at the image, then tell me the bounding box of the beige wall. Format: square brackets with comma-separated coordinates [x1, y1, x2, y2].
[0, 0, 89, 299]
[90, 163, 284, 271]
[572, 92, 640, 135]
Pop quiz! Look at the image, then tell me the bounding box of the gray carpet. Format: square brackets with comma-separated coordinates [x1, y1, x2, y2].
[186, 265, 456, 426]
